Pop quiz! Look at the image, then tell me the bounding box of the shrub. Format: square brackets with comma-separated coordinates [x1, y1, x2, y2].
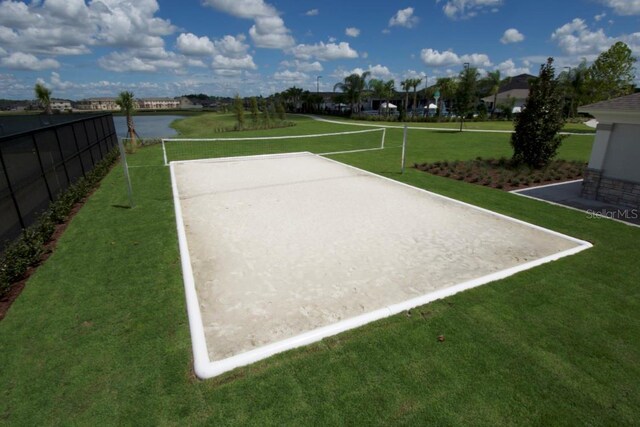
[0, 148, 119, 298]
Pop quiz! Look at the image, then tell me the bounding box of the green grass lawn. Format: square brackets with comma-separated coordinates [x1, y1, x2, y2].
[1, 115, 638, 425]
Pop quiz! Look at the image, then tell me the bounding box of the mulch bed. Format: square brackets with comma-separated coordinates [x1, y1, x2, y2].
[415, 158, 586, 191]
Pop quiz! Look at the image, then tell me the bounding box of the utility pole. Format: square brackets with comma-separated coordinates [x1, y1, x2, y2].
[316, 75, 322, 94]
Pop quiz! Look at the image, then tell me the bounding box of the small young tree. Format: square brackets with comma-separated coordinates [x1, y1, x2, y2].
[115, 91, 138, 151]
[261, 99, 271, 128]
[275, 101, 286, 121]
[454, 66, 479, 131]
[233, 94, 245, 130]
[511, 58, 566, 168]
[34, 82, 52, 115]
[249, 97, 259, 126]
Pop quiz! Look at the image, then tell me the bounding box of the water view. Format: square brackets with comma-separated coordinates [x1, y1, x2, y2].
[113, 114, 182, 138]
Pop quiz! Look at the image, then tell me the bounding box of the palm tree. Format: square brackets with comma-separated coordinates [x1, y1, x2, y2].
[410, 78, 423, 118]
[383, 80, 395, 117]
[435, 77, 458, 117]
[483, 70, 503, 117]
[400, 79, 410, 117]
[334, 71, 370, 114]
[34, 82, 52, 115]
[115, 91, 138, 151]
[368, 79, 386, 115]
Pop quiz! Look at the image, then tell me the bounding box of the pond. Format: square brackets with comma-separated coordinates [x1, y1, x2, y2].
[113, 115, 183, 138]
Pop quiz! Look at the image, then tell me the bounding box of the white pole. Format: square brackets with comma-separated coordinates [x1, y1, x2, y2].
[401, 125, 407, 174]
[117, 138, 135, 208]
[162, 138, 169, 166]
[381, 128, 386, 149]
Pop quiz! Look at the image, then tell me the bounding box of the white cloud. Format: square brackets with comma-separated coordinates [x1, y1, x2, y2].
[551, 18, 614, 55]
[420, 49, 460, 67]
[202, 0, 276, 19]
[0, 0, 176, 58]
[176, 33, 215, 56]
[214, 34, 250, 58]
[345, 27, 360, 37]
[420, 48, 492, 67]
[204, 0, 294, 49]
[440, 0, 503, 19]
[338, 64, 395, 81]
[500, 28, 524, 44]
[249, 15, 295, 48]
[290, 42, 358, 61]
[594, 12, 607, 21]
[389, 7, 419, 28]
[0, 52, 60, 70]
[402, 70, 427, 81]
[280, 60, 323, 72]
[600, 0, 640, 15]
[495, 59, 530, 77]
[212, 54, 257, 70]
[305, 9, 319, 16]
[273, 70, 308, 82]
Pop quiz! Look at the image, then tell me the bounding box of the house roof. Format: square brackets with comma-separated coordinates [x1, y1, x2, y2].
[498, 74, 535, 93]
[579, 92, 640, 113]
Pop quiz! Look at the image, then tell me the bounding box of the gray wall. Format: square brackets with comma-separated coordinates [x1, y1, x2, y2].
[603, 123, 640, 183]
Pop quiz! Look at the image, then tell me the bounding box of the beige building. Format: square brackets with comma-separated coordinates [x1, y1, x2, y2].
[579, 92, 640, 209]
[77, 98, 120, 111]
[137, 97, 180, 109]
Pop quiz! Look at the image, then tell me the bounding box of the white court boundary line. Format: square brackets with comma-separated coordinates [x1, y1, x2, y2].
[510, 179, 640, 229]
[162, 127, 386, 166]
[301, 114, 596, 136]
[170, 152, 592, 379]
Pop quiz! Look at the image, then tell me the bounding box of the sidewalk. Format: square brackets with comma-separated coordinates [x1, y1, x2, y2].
[512, 180, 640, 227]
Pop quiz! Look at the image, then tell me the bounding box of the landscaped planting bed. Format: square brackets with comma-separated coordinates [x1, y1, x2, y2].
[415, 157, 586, 191]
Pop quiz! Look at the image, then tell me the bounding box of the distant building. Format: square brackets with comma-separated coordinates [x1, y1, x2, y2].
[481, 74, 535, 112]
[50, 99, 72, 111]
[77, 98, 120, 111]
[77, 97, 183, 111]
[137, 97, 180, 110]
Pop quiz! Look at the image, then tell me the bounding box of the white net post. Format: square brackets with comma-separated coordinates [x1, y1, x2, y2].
[401, 125, 407, 174]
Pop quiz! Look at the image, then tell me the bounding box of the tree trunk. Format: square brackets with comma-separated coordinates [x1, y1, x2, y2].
[412, 89, 418, 118]
[127, 114, 137, 151]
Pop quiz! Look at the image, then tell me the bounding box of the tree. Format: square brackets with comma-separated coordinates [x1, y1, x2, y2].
[333, 71, 370, 114]
[233, 94, 245, 129]
[367, 79, 387, 115]
[588, 41, 637, 101]
[435, 77, 458, 117]
[454, 66, 479, 130]
[482, 70, 503, 117]
[400, 79, 410, 118]
[275, 101, 286, 121]
[511, 58, 566, 168]
[410, 78, 423, 118]
[260, 98, 271, 127]
[34, 82, 52, 115]
[383, 80, 395, 117]
[115, 91, 138, 151]
[558, 60, 590, 118]
[249, 97, 259, 126]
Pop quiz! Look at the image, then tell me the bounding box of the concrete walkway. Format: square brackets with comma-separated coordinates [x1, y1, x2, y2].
[512, 180, 640, 227]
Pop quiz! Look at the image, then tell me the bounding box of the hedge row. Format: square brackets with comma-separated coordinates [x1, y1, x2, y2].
[0, 148, 120, 298]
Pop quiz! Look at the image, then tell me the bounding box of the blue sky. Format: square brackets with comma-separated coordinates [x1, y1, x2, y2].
[0, 0, 638, 99]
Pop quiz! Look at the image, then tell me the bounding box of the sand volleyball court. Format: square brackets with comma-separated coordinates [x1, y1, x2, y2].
[170, 152, 591, 379]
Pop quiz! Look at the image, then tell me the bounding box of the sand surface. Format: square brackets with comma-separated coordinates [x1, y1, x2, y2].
[173, 153, 580, 361]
